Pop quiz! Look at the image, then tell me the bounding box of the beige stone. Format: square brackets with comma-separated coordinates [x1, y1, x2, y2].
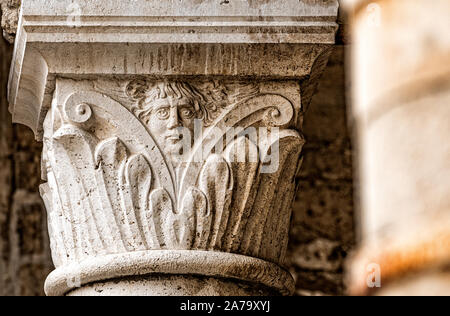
[0, 0, 20, 43]
[9, 0, 339, 296]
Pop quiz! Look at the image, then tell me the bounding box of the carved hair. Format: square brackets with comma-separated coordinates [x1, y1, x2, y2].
[127, 80, 208, 124]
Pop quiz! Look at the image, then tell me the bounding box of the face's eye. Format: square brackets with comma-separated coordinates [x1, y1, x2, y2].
[155, 107, 170, 120]
[179, 107, 195, 119]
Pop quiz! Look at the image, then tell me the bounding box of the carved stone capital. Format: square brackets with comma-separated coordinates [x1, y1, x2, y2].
[8, 0, 338, 296]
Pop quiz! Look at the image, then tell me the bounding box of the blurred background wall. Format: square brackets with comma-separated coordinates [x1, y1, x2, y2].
[0, 1, 355, 296]
[0, 32, 54, 296]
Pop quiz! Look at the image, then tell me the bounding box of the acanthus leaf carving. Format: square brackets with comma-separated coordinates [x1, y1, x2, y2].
[50, 124, 109, 260]
[177, 93, 295, 206]
[175, 187, 205, 250]
[119, 154, 153, 251]
[42, 78, 305, 267]
[94, 137, 129, 253]
[197, 154, 233, 250]
[222, 137, 260, 253]
[149, 188, 173, 249]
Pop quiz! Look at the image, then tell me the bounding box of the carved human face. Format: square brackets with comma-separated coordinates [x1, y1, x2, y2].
[147, 96, 197, 159]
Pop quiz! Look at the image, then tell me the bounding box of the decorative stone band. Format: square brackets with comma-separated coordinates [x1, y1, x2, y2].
[44, 250, 295, 296]
[349, 221, 450, 295]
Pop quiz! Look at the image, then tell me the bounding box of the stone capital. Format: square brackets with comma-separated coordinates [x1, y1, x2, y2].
[8, 0, 338, 296]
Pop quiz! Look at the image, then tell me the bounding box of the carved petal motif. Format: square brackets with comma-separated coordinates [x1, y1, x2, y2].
[50, 125, 116, 261]
[153, 187, 206, 250]
[178, 93, 294, 204]
[177, 188, 206, 249]
[239, 130, 305, 264]
[42, 82, 305, 267]
[119, 154, 153, 251]
[222, 137, 260, 253]
[197, 154, 233, 250]
[149, 188, 173, 249]
[94, 137, 128, 253]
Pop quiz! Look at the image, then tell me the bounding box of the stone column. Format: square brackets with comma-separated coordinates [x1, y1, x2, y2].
[8, 0, 339, 296]
[347, 0, 450, 295]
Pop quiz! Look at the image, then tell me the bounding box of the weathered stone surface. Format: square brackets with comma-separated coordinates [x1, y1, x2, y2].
[0, 33, 12, 295]
[0, 0, 357, 297]
[1, 47, 355, 296]
[13, 191, 47, 256]
[13, 151, 41, 191]
[287, 46, 355, 296]
[8, 0, 338, 140]
[40, 77, 305, 295]
[291, 179, 354, 245]
[7, 0, 340, 296]
[0, 190, 53, 296]
[0, 0, 20, 43]
[0, 34, 53, 296]
[300, 47, 350, 144]
[46, 250, 294, 296]
[68, 274, 280, 296]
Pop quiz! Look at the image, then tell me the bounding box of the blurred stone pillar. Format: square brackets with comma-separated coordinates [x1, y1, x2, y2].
[8, 0, 339, 296]
[347, 0, 450, 295]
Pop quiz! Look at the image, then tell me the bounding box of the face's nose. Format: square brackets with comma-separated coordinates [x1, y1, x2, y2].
[167, 106, 180, 130]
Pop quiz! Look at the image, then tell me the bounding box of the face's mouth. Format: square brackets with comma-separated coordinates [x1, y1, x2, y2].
[165, 134, 183, 143]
